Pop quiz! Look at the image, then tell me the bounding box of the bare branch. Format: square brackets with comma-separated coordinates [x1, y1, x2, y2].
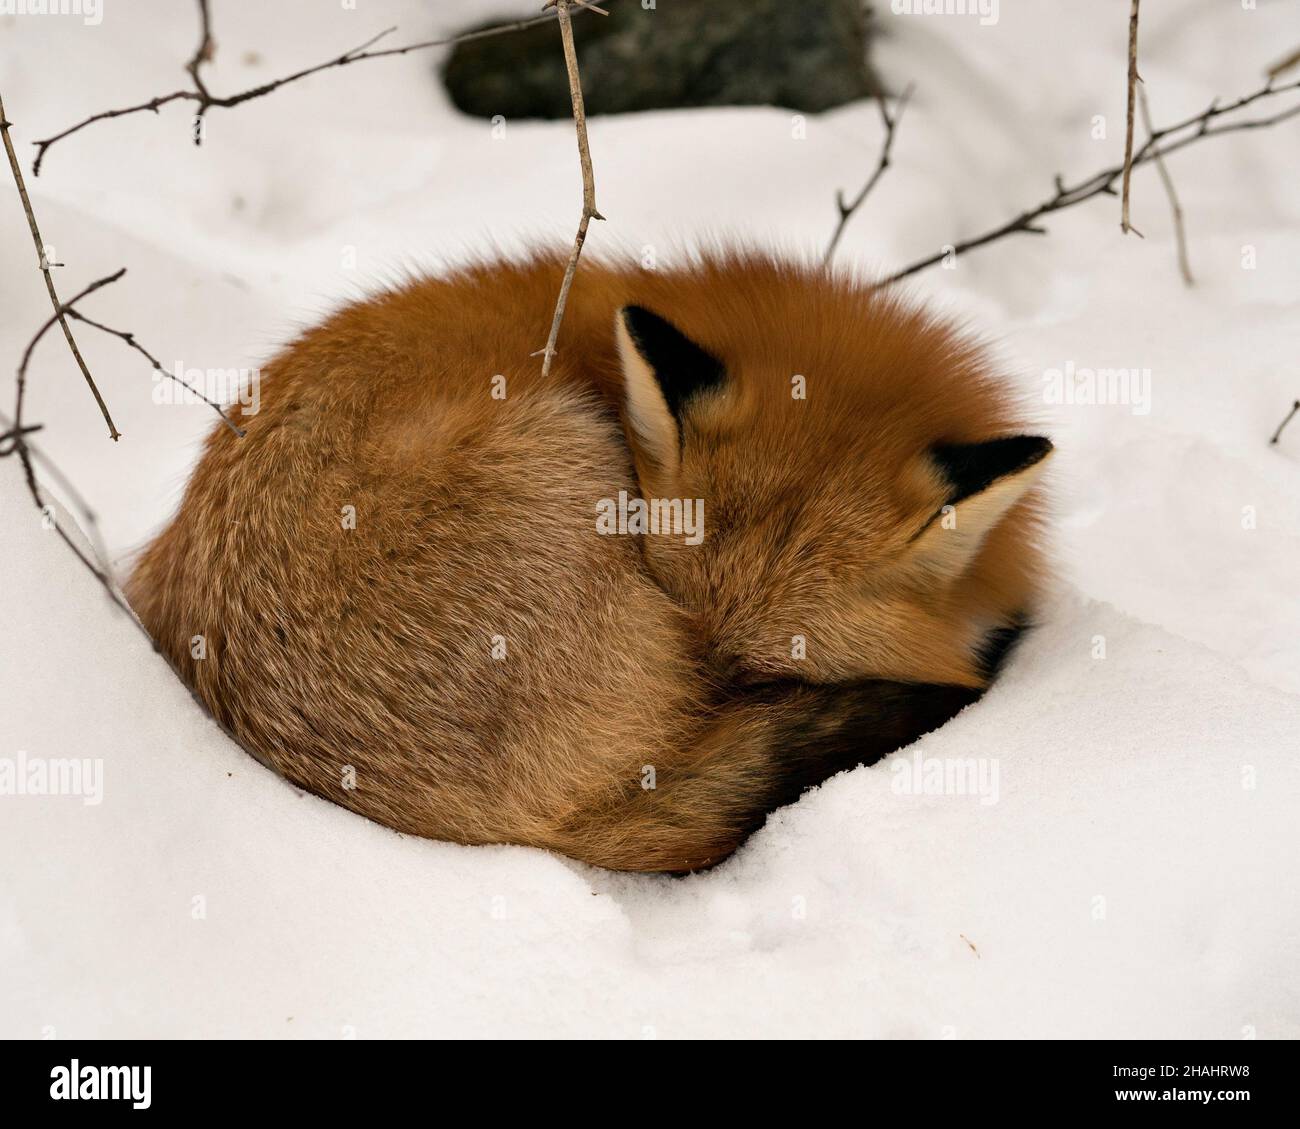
[15, 268, 126, 440]
[0, 404, 132, 644]
[1, 90, 121, 440]
[4, 89, 244, 629]
[1267, 45, 1300, 81]
[1138, 85, 1193, 286]
[185, 0, 216, 98]
[32, 0, 604, 175]
[536, 0, 606, 377]
[1121, 0, 1143, 237]
[64, 309, 246, 437]
[0, 404, 113, 572]
[4, 267, 240, 622]
[0, 422, 43, 458]
[1270, 400, 1300, 446]
[877, 75, 1300, 287]
[823, 85, 913, 269]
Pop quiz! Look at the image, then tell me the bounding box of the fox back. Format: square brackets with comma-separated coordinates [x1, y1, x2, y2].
[128, 251, 1050, 871]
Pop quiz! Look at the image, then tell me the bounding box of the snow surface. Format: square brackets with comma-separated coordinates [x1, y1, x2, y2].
[2, 1, 1298, 1037]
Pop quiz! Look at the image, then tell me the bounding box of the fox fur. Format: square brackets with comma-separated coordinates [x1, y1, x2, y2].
[127, 251, 1051, 872]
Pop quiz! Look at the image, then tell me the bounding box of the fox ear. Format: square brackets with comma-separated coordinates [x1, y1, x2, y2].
[615, 305, 725, 482]
[909, 436, 1052, 581]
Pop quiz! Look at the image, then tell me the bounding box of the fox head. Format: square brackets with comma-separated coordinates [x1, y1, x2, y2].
[611, 263, 1051, 690]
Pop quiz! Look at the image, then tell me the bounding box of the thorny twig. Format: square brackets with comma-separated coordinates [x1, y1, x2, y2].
[536, 0, 606, 377]
[877, 74, 1300, 287]
[823, 85, 913, 269]
[1138, 85, 1193, 286]
[31, 0, 604, 175]
[1121, 0, 1143, 236]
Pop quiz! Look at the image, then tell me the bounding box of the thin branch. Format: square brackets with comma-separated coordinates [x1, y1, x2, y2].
[1121, 0, 1143, 236]
[15, 269, 126, 439]
[3, 87, 241, 626]
[0, 407, 130, 637]
[7, 273, 132, 594]
[1267, 46, 1300, 81]
[878, 75, 1300, 287]
[1, 90, 121, 440]
[0, 407, 114, 579]
[32, 0, 604, 175]
[9, 263, 241, 440]
[1137, 85, 1193, 286]
[64, 309, 246, 437]
[1270, 400, 1300, 446]
[185, 0, 216, 99]
[536, 0, 606, 377]
[823, 85, 913, 269]
[4, 269, 237, 623]
[0, 422, 43, 457]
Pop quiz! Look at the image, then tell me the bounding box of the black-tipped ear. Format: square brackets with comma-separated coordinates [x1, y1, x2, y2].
[618, 306, 725, 422]
[931, 436, 1053, 506]
[908, 435, 1052, 582]
[615, 306, 726, 483]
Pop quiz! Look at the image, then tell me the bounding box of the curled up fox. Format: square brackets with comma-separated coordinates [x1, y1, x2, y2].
[128, 251, 1052, 872]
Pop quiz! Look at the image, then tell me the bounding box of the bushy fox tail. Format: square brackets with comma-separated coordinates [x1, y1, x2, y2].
[551, 678, 983, 873]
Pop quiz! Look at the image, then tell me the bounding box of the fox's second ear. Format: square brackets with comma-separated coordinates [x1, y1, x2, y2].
[908, 435, 1052, 581]
[615, 305, 725, 482]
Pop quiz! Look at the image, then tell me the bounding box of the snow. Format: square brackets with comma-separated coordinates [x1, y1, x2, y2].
[2, 0, 1298, 1037]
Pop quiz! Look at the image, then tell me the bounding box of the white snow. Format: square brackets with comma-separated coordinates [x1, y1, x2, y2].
[2, 0, 1298, 1037]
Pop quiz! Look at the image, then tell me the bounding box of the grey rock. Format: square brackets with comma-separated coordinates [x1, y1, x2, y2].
[441, 0, 881, 120]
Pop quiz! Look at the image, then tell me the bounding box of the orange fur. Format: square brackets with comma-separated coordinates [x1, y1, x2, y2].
[128, 251, 1050, 871]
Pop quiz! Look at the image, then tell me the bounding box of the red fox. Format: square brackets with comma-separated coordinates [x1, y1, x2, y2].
[127, 251, 1051, 872]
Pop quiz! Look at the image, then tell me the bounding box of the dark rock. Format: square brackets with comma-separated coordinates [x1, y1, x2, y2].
[441, 0, 881, 120]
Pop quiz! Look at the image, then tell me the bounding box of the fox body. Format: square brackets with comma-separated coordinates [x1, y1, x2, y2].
[128, 252, 1050, 872]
